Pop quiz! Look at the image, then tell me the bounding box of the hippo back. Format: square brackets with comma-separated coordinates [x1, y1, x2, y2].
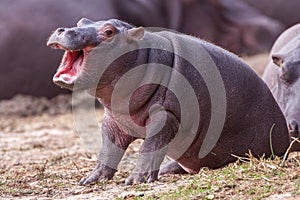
[202, 40, 290, 157]
[154, 31, 290, 164]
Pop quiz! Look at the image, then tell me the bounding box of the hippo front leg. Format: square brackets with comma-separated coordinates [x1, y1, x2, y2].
[80, 116, 135, 185]
[125, 110, 179, 185]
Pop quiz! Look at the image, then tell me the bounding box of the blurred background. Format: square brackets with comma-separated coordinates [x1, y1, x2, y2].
[1, 1, 300, 198]
[0, 0, 299, 101]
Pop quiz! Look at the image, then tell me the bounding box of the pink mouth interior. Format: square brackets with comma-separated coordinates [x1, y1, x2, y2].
[54, 49, 87, 82]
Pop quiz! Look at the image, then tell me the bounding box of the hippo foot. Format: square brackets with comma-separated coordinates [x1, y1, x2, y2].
[288, 121, 300, 151]
[159, 160, 188, 175]
[290, 136, 300, 152]
[125, 170, 159, 185]
[79, 163, 116, 185]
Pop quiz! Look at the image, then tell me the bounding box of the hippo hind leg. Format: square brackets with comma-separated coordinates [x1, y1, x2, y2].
[159, 160, 188, 175]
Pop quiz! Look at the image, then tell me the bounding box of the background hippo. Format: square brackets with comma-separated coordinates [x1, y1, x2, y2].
[113, 0, 284, 55]
[262, 24, 300, 151]
[47, 18, 289, 185]
[0, 0, 284, 99]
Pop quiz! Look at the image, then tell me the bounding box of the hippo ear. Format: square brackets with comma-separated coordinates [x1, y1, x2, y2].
[272, 54, 284, 67]
[127, 27, 145, 41]
[77, 18, 94, 27]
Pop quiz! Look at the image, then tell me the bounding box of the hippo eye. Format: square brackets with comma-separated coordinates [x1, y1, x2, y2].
[105, 29, 114, 37]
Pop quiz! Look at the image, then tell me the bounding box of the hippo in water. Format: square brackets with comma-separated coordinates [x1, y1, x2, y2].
[263, 24, 300, 151]
[47, 18, 290, 185]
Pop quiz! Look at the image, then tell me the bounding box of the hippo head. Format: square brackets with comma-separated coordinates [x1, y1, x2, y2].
[47, 18, 145, 90]
[272, 49, 300, 146]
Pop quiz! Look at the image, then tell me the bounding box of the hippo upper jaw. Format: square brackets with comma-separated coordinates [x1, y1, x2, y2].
[47, 25, 102, 51]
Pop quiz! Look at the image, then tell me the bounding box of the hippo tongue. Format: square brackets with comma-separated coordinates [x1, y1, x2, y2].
[72, 52, 84, 74]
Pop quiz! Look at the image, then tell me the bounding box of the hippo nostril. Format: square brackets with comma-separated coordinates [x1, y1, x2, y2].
[57, 28, 65, 35]
[288, 120, 298, 137]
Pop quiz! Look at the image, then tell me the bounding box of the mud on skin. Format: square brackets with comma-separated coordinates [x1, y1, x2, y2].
[47, 18, 290, 185]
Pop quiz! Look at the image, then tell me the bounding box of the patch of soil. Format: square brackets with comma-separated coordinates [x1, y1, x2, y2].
[243, 53, 269, 76]
[0, 94, 72, 117]
[0, 100, 299, 199]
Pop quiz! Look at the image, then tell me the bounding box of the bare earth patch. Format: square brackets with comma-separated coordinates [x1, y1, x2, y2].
[0, 54, 299, 199]
[243, 53, 269, 77]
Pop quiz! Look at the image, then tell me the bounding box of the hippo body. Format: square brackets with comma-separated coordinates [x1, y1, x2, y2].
[47, 18, 290, 185]
[262, 24, 300, 151]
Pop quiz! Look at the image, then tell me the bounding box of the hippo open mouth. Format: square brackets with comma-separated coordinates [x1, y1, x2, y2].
[52, 47, 91, 84]
[48, 42, 94, 88]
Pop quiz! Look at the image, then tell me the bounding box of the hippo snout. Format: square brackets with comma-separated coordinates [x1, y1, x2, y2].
[47, 26, 101, 51]
[288, 120, 299, 138]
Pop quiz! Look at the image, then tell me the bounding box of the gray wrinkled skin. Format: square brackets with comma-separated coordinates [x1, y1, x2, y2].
[47, 18, 290, 185]
[262, 24, 300, 151]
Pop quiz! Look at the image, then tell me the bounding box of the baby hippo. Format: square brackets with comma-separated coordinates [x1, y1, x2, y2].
[47, 18, 290, 185]
[263, 24, 300, 151]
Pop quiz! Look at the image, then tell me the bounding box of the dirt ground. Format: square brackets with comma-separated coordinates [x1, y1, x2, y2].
[0, 54, 299, 199]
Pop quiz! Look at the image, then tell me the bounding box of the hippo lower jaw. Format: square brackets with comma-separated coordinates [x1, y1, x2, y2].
[51, 45, 93, 89]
